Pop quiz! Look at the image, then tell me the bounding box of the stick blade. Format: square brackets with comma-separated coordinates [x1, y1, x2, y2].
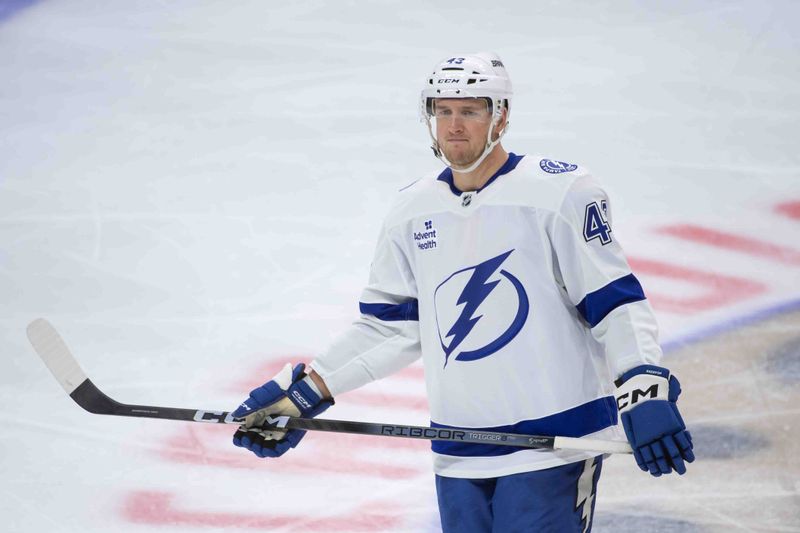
[27, 318, 88, 395]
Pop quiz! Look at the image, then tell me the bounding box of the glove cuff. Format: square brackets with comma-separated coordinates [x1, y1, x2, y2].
[287, 373, 335, 418]
[614, 364, 670, 387]
[614, 364, 670, 414]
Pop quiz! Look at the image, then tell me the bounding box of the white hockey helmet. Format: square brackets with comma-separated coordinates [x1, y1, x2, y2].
[420, 52, 513, 172]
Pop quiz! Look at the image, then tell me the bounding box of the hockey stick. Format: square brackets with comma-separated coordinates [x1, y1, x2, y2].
[26, 318, 632, 454]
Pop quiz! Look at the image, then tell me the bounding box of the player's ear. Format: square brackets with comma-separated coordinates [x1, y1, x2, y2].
[501, 106, 509, 128]
[493, 107, 509, 139]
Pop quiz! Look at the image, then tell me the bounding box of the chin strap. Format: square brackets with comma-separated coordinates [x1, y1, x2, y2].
[426, 116, 510, 174]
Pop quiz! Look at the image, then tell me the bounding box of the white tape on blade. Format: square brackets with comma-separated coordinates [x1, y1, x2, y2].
[26, 318, 88, 395]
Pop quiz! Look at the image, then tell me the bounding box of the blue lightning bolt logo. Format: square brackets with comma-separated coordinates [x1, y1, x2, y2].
[434, 250, 529, 367]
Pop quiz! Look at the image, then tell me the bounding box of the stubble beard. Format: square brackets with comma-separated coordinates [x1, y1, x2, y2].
[441, 141, 483, 168]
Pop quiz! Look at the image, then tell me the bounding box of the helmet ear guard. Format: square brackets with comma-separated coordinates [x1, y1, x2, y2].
[420, 53, 513, 173]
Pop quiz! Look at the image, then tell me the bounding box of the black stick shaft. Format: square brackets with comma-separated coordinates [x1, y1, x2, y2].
[71, 378, 555, 449]
[28, 318, 630, 454]
[283, 417, 556, 449]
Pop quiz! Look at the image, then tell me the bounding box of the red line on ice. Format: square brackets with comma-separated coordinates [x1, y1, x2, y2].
[122, 490, 403, 531]
[775, 200, 800, 220]
[629, 257, 766, 312]
[157, 425, 426, 477]
[656, 224, 800, 265]
[225, 356, 306, 392]
[339, 390, 429, 412]
[227, 357, 425, 392]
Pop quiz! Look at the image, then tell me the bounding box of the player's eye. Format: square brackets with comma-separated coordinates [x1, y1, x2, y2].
[431, 104, 489, 122]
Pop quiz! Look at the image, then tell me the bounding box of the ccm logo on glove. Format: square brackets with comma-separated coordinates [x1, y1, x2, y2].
[615, 373, 668, 412]
[291, 389, 313, 409]
[614, 364, 694, 476]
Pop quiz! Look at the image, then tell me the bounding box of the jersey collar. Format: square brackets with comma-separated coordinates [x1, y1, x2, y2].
[437, 153, 525, 196]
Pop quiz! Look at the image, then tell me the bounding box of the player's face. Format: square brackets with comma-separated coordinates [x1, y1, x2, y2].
[432, 99, 494, 168]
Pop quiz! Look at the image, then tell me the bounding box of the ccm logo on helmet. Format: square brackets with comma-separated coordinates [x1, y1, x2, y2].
[616, 384, 659, 410]
[438, 78, 460, 84]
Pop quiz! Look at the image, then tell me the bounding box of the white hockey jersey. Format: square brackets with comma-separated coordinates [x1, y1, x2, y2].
[311, 153, 662, 478]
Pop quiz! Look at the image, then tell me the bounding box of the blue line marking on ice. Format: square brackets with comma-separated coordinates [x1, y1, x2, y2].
[662, 296, 800, 354]
[0, 0, 40, 24]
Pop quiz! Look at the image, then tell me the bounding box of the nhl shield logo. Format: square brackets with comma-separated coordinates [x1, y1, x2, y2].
[433, 250, 529, 367]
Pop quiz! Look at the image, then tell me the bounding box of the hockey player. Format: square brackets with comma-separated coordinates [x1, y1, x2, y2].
[231, 53, 694, 532]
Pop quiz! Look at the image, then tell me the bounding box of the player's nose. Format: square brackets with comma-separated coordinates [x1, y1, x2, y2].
[446, 117, 465, 132]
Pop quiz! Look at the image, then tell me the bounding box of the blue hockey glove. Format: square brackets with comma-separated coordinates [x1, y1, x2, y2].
[615, 365, 695, 476]
[231, 363, 333, 458]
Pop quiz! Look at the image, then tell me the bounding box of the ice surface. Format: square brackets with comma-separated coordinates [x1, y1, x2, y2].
[1, 0, 799, 531]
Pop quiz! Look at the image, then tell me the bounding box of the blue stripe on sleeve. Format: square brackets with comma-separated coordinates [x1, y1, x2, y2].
[576, 273, 646, 328]
[359, 300, 419, 321]
[430, 396, 617, 457]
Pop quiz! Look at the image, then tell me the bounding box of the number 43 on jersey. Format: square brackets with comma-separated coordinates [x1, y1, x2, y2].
[583, 201, 612, 245]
